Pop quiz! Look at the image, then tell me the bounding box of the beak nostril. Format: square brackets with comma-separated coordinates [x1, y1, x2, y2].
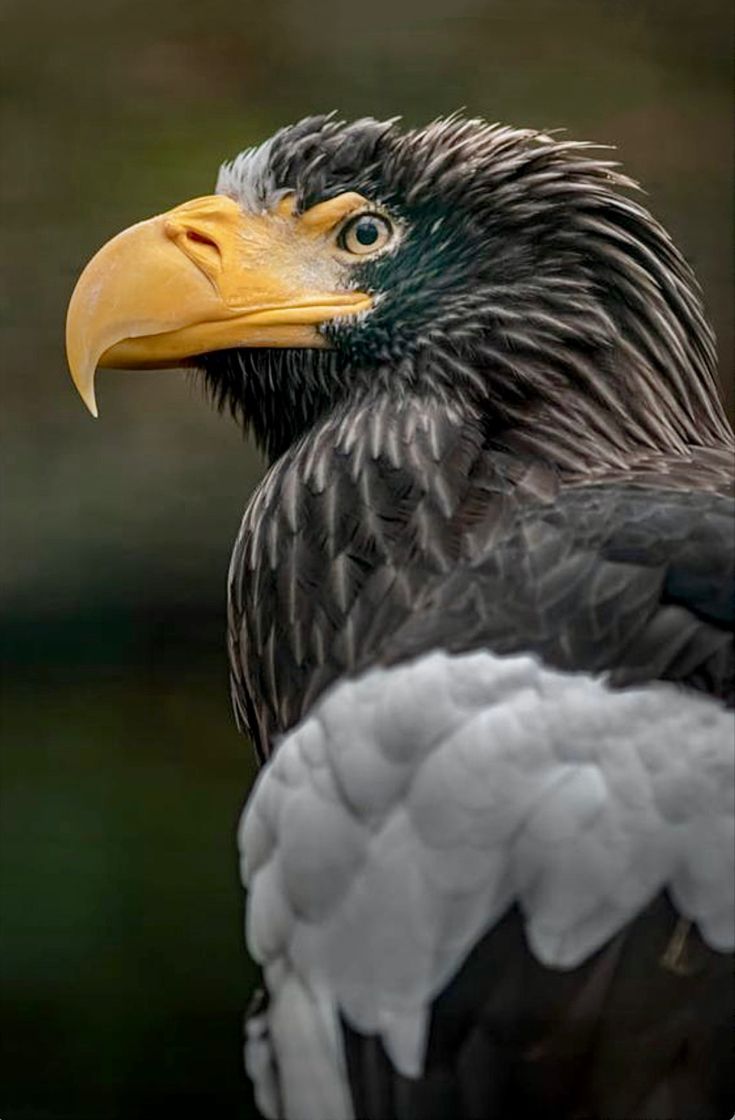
[186, 229, 219, 251]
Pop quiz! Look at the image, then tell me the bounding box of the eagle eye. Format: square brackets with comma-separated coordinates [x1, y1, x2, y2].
[338, 213, 393, 256]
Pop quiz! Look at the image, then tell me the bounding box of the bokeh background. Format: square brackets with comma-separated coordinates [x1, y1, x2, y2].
[1, 1, 733, 1116]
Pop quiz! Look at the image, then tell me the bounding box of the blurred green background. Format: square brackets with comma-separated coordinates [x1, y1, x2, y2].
[1, 0, 733, 1116]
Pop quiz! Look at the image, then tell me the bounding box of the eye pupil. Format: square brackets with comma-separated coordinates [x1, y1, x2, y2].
[355, 220, 379, 246]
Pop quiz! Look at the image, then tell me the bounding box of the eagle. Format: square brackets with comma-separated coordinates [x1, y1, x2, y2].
[65, 115, 734, 1120]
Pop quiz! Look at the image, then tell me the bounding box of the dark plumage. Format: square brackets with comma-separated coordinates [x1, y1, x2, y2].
[206, 117, 732, 760]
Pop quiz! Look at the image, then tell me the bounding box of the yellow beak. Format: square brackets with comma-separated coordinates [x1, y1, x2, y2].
[65, 193, 372, 416]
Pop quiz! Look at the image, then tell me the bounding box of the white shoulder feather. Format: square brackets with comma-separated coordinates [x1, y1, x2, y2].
[240, 651, 734, 1100]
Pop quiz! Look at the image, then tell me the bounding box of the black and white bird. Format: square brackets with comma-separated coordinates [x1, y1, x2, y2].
[66, 115, 734, 1120]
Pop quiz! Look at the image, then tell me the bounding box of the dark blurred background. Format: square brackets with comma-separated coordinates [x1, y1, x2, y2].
[1, 1, 733, 1116]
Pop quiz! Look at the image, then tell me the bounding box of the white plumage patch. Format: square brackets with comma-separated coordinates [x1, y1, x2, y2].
[240, 650, 734, 1111]
[215, 137, 288, 214]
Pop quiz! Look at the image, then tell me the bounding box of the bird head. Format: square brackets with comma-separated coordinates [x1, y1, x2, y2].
[66, 114, 727, 463]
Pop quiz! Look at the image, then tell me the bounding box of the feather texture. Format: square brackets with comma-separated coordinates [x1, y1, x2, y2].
[242, 651, 734, 1114]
